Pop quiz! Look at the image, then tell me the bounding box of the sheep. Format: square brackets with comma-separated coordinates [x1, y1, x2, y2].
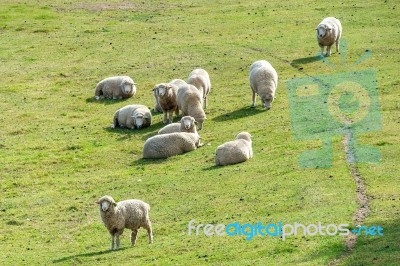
[152, 79, 187, 114]
[176, 84, 206, 130]
[142, 132, 200, 159]
[94, 76, 136, 100]
[112, 104, 151, 129]
[158, 116, 197, 135]
[96, 195, 153, 250]
[249, 60, 278, 110]
[316, 17, 342, 57]
[215, 132, 253, 166]
[187, 68, 211, 109]
[153, 83, 179, 124]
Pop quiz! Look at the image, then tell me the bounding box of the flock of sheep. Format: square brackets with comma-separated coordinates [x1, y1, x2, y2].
[95, 16, 342, 250]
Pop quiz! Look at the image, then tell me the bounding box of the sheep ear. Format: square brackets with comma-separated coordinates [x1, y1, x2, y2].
[194, 121, 198, 125]
[113, 202, 117, 207]
[95, 200, 100, 204]
[315, 28, 318, 30]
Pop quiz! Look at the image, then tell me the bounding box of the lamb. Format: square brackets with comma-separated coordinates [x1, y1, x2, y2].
[215, 132, 253, 166]
[187, 68, 211, 109]
[158, 116, 197, 135]
[142, 132, 200, 159]
[249, 60, 278, 110]
[94, 76, 136, 100]
[96, 195, 153, 250]
[112, 104, 152, 129]
[316, 17, 342, 57]
[176, 84, 206, 130]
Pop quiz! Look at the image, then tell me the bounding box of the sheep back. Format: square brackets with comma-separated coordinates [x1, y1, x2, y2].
[177, 84, 206, 130]
[215, 132, 253, 166]
[142, 132, 199, 159]
[187, 69, 211, 108]
[249, 60, 278, 109]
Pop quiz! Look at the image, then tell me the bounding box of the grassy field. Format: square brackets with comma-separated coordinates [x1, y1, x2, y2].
[0, 0, 399, 265]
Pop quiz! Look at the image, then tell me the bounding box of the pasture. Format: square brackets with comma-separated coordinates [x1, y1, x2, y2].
[0, 0, 398, 265]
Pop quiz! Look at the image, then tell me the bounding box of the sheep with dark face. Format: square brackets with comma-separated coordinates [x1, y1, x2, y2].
[112, 104, 152, 129]
[94, 76, 136, 100]
[249, 60, 278, 110]
[316, 17, 342, 57]
[96, 195, 153, 250]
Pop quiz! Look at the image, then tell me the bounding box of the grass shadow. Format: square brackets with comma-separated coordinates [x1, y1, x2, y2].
[290, 55, 323, 69]
[203, 165, 220, 171]
[212, 106, 266, 122]
[52, 247, 130, 263]
[85, 97, 132, 105]
[132, 157, 169, 166]
[103, 120, 165, 141]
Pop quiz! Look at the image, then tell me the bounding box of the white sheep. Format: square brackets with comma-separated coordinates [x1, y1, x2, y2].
[158, 116, 197, 135]
[142, 132, 200, 159]
[249, 60, 278, 110]
[112, 104, 152, 129]
[316, 17, 342, 57]
[94, 76, 136, 100]
[96, 195, 153, 250]
[176, 84, 206, 130]
[187, 68, 211, 109]
[215, 132, 253, 166]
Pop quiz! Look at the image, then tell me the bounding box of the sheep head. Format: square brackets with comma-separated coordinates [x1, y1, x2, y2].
[96, 195, 117, 212]
[181, 116, 196, 130]
[316, 24, 331, 39]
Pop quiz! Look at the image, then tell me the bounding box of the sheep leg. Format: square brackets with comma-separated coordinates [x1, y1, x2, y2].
[110, 233, 115, 250]
[115, 233, 120, 250]
[326, 45, 331, 57]
[168, 110, 174, 123]
[130, 229, 138, 247]
[204, 96, 208, 109]
[336, 39, 340, 53]
[251, 91, 256, 107]
[145, 221, 153, 243]
[163, 112, 168, 124]
[319, 44, 324, 56]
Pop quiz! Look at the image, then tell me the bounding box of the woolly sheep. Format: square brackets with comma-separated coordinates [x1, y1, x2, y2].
[153, 79, 187, 114]
[94, 76, 136, 100]
[177, 84, 206, 130]
[153, 84, 178, 124]
[316, 17, 342, 57]
[249, 60, 278, 110]
[112, 104, 152, 129]
[142, 132, 200, 159]
[158, 116, 197, 135]
[215, 132, 253, 166]
[96, 195, 153, 250]
[187, 68, 211, 109]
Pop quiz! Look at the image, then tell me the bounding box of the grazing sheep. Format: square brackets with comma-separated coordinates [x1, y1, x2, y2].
[187, 68, 211, 109]
[215, 132, 253, 166]
[96, 195, 153, 250]
[112, 104, 152, 129]
[142, 132, 200, 159]
[94, 76, 136, 100]
[249, 60, 278, 110]
[158, 116, 197, 135]
[177, 84, 206, 130]
[316, 17, 342, 57]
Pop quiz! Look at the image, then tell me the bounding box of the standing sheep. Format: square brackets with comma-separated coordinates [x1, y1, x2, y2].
[96, 195, 153, 250]
[153, 83, 179, 124]
[112, 104, 152, 129]
[142, 132, 200, 159]
[158, 116, 197, 135]
[187, 68, 211, 109]
[316, 17, 342, 57]
[94, 76, 136, 100]
[215, 132, 253, 166]
[153, 79, 187, 114]
[177, 84, 206, 130]
[249, 60, 278, 110]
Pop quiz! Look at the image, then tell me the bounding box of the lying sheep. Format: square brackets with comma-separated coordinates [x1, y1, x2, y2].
[177, 84, 206, 130]
[142, 132, 200, 159]
[249, 60, 278, 110]
[94, 76, 136, 100]
[215, 132, 253, 166]
[96, 195, 153, 250]
[112, 104, 151, 129]
[187, 68, 211, 109]
[158, 116, 197, 135]
[316, 17, 342, 57]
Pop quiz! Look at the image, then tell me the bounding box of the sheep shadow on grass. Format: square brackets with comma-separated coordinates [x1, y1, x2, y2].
[104, 120, 165, 141]
[52, 247, 130, 263]
[290, 55, 323, 69]
[85, 97, 132, 105]
[212, 106, 266, 122]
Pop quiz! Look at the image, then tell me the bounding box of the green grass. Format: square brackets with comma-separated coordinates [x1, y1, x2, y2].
[1, 0, 399, 265]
